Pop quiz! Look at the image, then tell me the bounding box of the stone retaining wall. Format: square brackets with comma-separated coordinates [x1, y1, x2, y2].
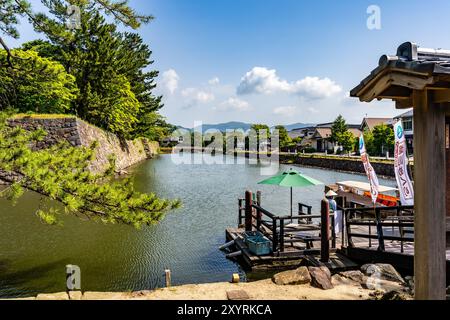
[281, 154, 414, 178]
[6, 116, 158, 173]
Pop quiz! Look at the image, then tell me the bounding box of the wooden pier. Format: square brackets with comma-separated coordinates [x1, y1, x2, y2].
[224, 191, 450, 284]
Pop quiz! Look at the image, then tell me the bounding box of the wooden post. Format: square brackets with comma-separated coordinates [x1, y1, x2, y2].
[320, 198, 330, 262]
[256, 191, 262, 231]
[245, 190, 253, 232]
[331, 213, 336, 249]
[256, 191, 262, 206]
[413, 90, 447, 300]
[272, 218, 278, 253]
[279, 219, 285, 252]
[290, 187, 293, 222]
[165, 269, 171, 288]
[375, 208, 385, 251]
[238, 198, 243, 226]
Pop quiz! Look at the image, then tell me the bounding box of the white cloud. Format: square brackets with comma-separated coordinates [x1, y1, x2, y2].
[215, 97, 251, 112]
[273, 106, 298, 117]
[182, 88, 215, 103]
[162, 69, 179, 94]
[237, 67, 342, 99]
[291, 77, 342, 99]
[307, 107, 319, 114]
[208, 77, 220, 85]
[237, 67, 290, 95]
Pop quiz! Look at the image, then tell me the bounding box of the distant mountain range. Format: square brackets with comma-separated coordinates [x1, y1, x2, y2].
[282, 123, 316, 131]
[176, 122, 315, 133]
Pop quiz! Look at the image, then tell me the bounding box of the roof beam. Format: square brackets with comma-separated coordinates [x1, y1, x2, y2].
[432, 89, 450, 103]
[395, 98, 413, 109]
[358, 72, 434, 102]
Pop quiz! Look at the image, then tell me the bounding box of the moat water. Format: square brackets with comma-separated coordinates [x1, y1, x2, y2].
[0, 154, 395, 298]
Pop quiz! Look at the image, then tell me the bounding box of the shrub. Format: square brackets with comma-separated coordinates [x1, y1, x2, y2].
[0, 50, 78, 113]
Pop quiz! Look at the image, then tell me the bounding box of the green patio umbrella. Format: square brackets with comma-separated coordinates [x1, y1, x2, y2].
[258, 168, 323, 220]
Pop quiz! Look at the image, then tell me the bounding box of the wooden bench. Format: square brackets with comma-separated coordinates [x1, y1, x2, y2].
[284, 232, 321, 249]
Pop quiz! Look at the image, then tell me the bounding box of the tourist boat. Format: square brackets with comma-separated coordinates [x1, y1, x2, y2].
[328, 180, 399, 208]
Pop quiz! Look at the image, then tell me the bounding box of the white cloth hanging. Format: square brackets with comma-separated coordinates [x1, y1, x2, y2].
[334, 210, 343, 234]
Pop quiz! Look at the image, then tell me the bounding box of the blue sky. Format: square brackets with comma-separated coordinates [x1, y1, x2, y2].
[7, 0, 450, 127]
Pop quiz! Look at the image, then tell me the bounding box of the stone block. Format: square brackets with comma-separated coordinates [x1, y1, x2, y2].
[226, 290, 250, 300]
[68, 291, 83, 300]
[272, 266, 312, 286]
[36, 292, 69, 300]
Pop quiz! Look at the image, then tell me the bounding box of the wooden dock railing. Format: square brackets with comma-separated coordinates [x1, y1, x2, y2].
[342, 204, 414, 253]
[239, 191, 337, 256]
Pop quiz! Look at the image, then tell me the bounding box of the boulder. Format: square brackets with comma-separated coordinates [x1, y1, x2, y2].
[338, 270, 367, 285]
[361, 264, 405, 284]
[331, 274, 354, 286]
[363, 278, 407, 292]
[404, 276, 414, 293]
[379, 290, 413, 300]
[308, 266, 334, 290]
[272, 267, 311, 286]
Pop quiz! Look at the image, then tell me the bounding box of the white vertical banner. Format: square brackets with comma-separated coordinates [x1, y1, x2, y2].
[359, 135, 380, 204]
[393, 121, 414, 206]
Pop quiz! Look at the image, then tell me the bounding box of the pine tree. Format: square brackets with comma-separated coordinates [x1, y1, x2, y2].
[274, 125, 292, 149]
[0, 111, 180, 227]
[0, 1, 180, 226]
[330, 115, 348, 143]
[0, 0, 151, 65]
[0, 0, 31, 67]
[18, 2, 164, 138]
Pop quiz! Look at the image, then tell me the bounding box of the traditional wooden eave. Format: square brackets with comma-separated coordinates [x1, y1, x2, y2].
[350, 42, 450, 108]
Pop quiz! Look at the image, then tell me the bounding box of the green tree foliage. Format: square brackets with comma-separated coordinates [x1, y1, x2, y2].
[0, 0, 150, 63]
[372, 124, 395, 156]
[330, 115, 348, 143]
[83, 74, 140, 135]
[250, 124, 270, 141]
[0, 0, 30, 67]
[21, 39, 62, 59]
[247, 124, 270, 151]
[292, 137, 302, 144]
[134, 113, 175, 142]
[43, 9, 158, 138]
[0, 2, 180, 226]
[336, 130, 356, 153]
[2, 0, 164, 139]
[0, 112, 180, 227]
[274, 125, 292, 149]
[224, 129, 246, 151]
[0, 0, 30, 39]
[190, 131, 203, 147]
[358, 125, 394, 156]
[0, 49, 78, 113]
[358, 130, 375, 155]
